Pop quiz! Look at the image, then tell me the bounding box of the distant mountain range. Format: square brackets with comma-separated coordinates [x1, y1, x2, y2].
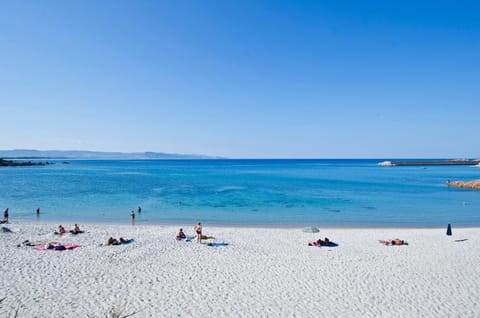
[0, 149, 221, 160]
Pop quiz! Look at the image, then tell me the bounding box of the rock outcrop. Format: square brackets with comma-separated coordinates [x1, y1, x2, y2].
[0, 159, 50, 167]
[447, 180, 480, 190]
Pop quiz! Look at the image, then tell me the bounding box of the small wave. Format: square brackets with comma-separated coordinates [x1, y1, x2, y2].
[152, 187, 164, 193]
[326, 208, 341, 213]
[215, 186, 245, 193]
[108, 171, 149, 176]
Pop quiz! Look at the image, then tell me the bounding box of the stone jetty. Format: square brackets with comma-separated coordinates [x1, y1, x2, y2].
[378, 159, 480, 166]
[0, 159, 50, 167]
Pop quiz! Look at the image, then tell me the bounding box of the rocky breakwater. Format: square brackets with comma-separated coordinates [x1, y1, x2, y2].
[0, 158, 51, 167]
[447, 180, 480, 190]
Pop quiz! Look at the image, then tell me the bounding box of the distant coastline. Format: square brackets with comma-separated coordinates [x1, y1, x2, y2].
[0, 149, 221, 160]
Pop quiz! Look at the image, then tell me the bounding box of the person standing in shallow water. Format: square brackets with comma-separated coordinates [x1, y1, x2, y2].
[3, 208, 8, 223]
[194, 222, 202, 243]
[131, 210, 135, 224]
[36, 208, 40, 215]
[137, 206, 141, 213]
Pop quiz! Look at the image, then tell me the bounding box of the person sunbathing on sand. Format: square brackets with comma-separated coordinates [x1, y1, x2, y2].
[308, 237, 331, 246]
[106, 237, 132, 246]
[379, 239, 408, 245]
[176, 228, 186, 240]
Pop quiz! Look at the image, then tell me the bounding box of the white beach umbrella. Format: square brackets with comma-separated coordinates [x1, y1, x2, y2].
[302, 226, 320, 233]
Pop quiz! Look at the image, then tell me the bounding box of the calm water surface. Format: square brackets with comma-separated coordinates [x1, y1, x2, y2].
[1, 159, 479, 227]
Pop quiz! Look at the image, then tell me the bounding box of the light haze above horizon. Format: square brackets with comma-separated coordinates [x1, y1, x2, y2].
[1, 1, 479, 159]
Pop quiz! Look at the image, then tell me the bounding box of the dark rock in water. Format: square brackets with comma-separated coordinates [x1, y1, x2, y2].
[0, 158, 50, 167]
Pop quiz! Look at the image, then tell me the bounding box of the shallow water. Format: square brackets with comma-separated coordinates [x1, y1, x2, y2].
[1, 159, 479, 227]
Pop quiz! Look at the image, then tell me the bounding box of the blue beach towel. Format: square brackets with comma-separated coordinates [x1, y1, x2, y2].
[185, 236, 195, 242]
[207, 242, 229, 247]
[325, 242, 338, 247]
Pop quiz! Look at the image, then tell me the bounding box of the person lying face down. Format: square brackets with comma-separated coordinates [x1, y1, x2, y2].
[308, 237, 331, 246]
[390, 239, 406, 245]
[379, 239, 408, 245]
[106, 237, 132, 245]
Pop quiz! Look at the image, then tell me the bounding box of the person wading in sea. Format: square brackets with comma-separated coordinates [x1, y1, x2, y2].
[3, 208, 9, 223]
[131, 210, 135, 224]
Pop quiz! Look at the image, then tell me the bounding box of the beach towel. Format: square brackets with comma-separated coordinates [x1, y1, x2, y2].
[34, 244, 80, 251]
[207, 242, 229, 247]
[17, 240, 59, 247]
[69, 230, 85, 235]
[176, 235, 187, 241]
[105, 239, 135, 246]
[185, 236, 195, 242]
[324, 242, 338, 247]
[309, 241, 338, 247]
[379, 240, 408, 246]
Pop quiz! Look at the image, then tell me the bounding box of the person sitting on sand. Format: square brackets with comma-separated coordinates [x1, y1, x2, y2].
[176, 228, 186, 240]
[70, 224, 82, 234]
[379, 239, 408, 246]
[308, 237, 331, 246]
[55, 225, 66, 235]
[106, 237, 117, 245]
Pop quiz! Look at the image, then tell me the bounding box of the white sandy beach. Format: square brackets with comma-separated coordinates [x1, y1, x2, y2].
[1, 222, 479, 317]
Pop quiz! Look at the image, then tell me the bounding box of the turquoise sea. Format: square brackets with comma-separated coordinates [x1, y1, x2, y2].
[1, 159, 479, 227]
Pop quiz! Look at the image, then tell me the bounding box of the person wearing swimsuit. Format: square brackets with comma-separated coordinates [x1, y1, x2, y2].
[194, 222, 202, 243]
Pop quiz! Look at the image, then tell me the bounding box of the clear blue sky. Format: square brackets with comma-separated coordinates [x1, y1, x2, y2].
[1, 1, 479, 158]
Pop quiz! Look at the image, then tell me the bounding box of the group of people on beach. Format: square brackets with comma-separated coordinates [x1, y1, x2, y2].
[105, 237, 133, 246]
[1, 207, 42, 224]
[4, 206, 408, 248]
[307, 237, 408, 247]
[130, 206, 142, 223]
[54, 224, 83, 235]
[176, 222, 204, 242]
[54, 224, 134, 246]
